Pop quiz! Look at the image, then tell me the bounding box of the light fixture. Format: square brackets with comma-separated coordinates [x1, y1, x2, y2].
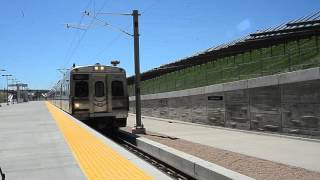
[74, 103, 80, 108]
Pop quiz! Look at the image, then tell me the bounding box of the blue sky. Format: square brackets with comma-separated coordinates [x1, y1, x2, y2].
[0, 0, 319, 89]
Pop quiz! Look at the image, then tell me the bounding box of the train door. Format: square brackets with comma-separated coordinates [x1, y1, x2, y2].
[91, 75, 108, 113]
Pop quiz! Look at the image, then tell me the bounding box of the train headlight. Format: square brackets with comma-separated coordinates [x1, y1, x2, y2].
[100, 66, 105, 70]
[74, 103, 80, 108]
[94, 66, 99, 71]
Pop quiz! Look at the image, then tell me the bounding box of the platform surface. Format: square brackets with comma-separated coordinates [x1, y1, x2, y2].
[127, 114, 320, 172]
[0, 102, 85, 180]
[0, 102, 171, 180]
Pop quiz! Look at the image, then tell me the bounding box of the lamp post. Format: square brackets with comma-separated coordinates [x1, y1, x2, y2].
[2, 74, 12, 105]
[0, 69, 6, 106]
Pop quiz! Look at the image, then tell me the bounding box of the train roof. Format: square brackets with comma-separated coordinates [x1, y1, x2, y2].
[70, 63, 125, 73]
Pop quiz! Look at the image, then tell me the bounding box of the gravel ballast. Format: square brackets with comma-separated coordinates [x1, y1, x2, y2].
[121, 127, 320, 180]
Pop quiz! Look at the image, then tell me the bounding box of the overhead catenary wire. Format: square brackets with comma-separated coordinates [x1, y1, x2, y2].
[84, 11, 133, 36]
[62, 0, 93, 68]
[63, 0, 109, 68]
[71, 0, 159, 67]
[96, 12, 132, 16]
[87, 0, 159, 66]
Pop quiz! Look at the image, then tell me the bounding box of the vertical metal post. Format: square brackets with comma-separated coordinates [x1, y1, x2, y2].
[297, 39, 301, 64]
[316, 36, 320, 67]
[3, 87, 5, 106]
[132, 10, 146, 134]
[17, 83, 20, 103]
[60, 84, 63, 107]
[0, 70, 4, 107]
[204, 64, 208, 85]
[6, 77, 9, 105]
[288, 49, 292, 71]
[260, 49, 263, 75]
[174, 71, 177, 90]
[316, 36, 319, 52]
[237, 64, 240, 80]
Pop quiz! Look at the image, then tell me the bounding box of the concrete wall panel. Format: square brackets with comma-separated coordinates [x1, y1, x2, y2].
[249, 86, 281, 131]
[129, 68, 320, 137]
[207, 93, 225, 126]
[191, 95, 207, 124]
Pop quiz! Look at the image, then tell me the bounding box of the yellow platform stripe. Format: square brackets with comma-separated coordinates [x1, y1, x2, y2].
[46, 102, 153, 180]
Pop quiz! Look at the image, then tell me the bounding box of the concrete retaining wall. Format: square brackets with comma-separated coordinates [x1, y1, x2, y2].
[129, 68, 320, 136]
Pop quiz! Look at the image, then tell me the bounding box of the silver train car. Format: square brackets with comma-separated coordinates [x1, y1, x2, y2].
[48, 63, 128, 128]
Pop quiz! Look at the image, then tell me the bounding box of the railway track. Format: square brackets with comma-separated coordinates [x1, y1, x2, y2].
[101, 129, 196, 180]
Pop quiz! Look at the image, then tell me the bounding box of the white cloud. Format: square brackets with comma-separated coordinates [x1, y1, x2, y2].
[237, 19, 251, 32]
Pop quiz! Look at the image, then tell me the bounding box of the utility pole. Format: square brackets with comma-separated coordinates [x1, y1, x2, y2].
[2, 74, 12, 105]
[131, 10, 146, 134]
[72, 9, 146, 133]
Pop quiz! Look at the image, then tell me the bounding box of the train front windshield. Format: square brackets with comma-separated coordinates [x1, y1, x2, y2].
[112, 81, 124, 97]
[75, 81, 89, 97]
[73, 74, 89, 98]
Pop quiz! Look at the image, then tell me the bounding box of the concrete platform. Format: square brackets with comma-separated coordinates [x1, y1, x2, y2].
[0, 101, 171, 180]
[0, 101, 85, 180]
[127, 114, 320, 172]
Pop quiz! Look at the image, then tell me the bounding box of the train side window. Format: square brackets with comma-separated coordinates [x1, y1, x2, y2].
[75, 81, 89, 97]
[112, 81, 124, 96]
[95, 81, 105, 97]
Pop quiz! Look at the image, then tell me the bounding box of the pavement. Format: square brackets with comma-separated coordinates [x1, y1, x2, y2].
[127, 114, 320, 172]
[0, 101, 172, 180]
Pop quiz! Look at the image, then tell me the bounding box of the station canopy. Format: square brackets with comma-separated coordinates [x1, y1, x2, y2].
[127, 11, 320, 84]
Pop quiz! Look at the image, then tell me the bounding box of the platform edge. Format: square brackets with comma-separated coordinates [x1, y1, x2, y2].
[136, 137, 254, 180]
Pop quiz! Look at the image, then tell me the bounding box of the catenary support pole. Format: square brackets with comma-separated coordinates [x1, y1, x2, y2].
[132, 10, 146, 134]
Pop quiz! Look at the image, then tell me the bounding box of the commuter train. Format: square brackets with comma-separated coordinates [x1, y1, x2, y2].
[48, 63, 129, 129]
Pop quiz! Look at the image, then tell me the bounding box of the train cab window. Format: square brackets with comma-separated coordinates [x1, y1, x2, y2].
[75, 81, 89, 97]
[95, 81, 105, 97]
[112, 81, 124, 96]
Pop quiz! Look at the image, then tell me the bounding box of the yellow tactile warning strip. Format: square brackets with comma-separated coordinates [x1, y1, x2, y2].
[45, 102, 153, 180]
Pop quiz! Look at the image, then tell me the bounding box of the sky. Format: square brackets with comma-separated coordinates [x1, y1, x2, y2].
[0, 0, 319, 89]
